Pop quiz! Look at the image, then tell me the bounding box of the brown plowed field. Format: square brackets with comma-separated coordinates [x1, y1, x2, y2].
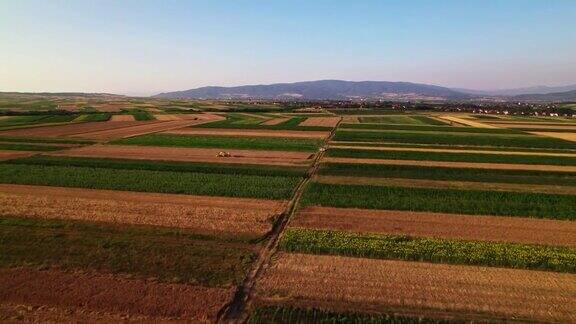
[0, 121, 145, 138]
[531, 131, 576, 142]
[50, 144, 314, 166]
[164, 128, 330, 139]
[69, 120, 201, 140]
[109, 114, 136, 122]
[0, 303, 153, 322]
[0, 150, 36, 161]
[330, 145, 576, 157]
[256, 253, 576, 322]
[0, 184, 285, 238]
[292, 206, 576, 247]
[323, 157, 576, 172]
[299, 117, 341, 127]
[315, 175, 576, 195]
[262, 117, 290, 125]
[0, 267, 233, 321]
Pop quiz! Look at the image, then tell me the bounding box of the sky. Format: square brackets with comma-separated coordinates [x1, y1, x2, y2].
[1, 1, 575, 96]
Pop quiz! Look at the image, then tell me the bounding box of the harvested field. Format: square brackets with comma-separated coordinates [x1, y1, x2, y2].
[292, 206, 576, 247]
[324, 157, 576, 172]
[109, 114, 135, 122]
[531, 131, 576, 142]
[341, 116, 360, 123]
[0, 121, 143, 138]
[49, 144, 313, 166]
[439, 115, 497, 128]
[255, 253, 576, 323]
[298, 116, 340, 127]
[0, 150, 36, 160]
[164, 128, 330, 139]
[0, 184, 286, 239]
[0, 267, 232, 321]
[70, 120, 201, 140]
[315, 175, 576, 195]
[262, 117, 290, 125]
[153, 114, 203, 121]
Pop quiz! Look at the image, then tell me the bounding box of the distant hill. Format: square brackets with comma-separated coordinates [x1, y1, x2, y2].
[153, 80, 471, 100]
[453, 84, 576, 96]
[511, 90, 576, 102]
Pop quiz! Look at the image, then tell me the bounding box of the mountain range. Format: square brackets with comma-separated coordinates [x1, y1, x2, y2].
[154, 80, 576, 101]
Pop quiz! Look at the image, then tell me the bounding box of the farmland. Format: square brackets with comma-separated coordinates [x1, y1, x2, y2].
[0, 101, 575, 322]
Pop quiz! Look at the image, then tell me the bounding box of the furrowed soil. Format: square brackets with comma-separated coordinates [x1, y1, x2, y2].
[255, 253, 576, 323]
[531, 131, 576, 142]
[69, 120, 203, 140]
[109, 115, 136, 122]
[49, 144, 314, 166]
[291, 206, 576, 247]
[0, 267, 233, 321]
[0, 150, 36, 161]
[0, 184, 285, 239]
[315, 175, 576, 195]
[163, 128, 330, 139]
[323, 157, 576, 172]
[0, 121, 144, 138]
[299, 117, 341, 127]
[0, 303, 153, 322]
[261, 117, 290, 125]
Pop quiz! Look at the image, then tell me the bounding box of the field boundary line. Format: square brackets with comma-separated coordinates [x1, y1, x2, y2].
[217, 117, 341, 323]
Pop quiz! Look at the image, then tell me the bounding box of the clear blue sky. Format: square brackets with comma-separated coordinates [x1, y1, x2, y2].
[1, 0, 575, 95]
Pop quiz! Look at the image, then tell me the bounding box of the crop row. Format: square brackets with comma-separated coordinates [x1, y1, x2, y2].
[11, 156, 308, 177]
[326, 148, 576, 166]
[339, 123, 523, 134]
[0, 217, 254, 286]
[113, 134, 322, 152]
[318, 163, 576, 186]
[281, 228, 576, 273]
[0, 164, 300, 199]
[197, 114, 329, 130]
[358, 115, 448, 126]
[300, 182, 576, 220]
[332, 130, 576, 149]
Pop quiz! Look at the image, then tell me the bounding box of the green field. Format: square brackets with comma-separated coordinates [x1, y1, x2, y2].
[0, 143, 64, 151]
[113, 134, 322, 152]
[333, 130, 576, 149]
[197, 113, 329, 130]
[0, 163, 300, 199]
[326, 148, 576, 166]
[11, 156, 308, 177]
[301, 182, 576, 219]
[0, 217, 254, 286]
[319, 163, 576, 186]
[74, 113, 111, 122]
[358, 115, 448, 125]
[281, 228, 576, 273]
[339, 123, 523, 134]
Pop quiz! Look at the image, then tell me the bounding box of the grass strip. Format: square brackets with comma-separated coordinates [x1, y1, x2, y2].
[0, 143, 63, 151]
[319, 163, 576, 186]
[0, 217, 255, 286]
[327, 148, 576, 166]
[75, 113, 111, 122]
[281, 228, 576, 273]
[333, 130, 576, 149]
[11, 156, 308, 177]
[113, 134, 322, 152]
[248, 306, 452, 324]
[339, 123, 523, 134]
[301, 182, 576, 220]
[0, 164, 300, 199]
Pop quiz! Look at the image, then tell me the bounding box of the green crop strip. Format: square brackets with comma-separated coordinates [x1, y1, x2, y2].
[327, 148, 576, 166]
[197, 114, 329, 130]
[281, 228, 576, 273]
[358, 115, 447, 125]
[333, 130, 576, 149]
[11, 156, 308, 177]
[339, 123, 524, 134]
[301, 182, 576, 220]
[0, 143, 63, 151]
[75, 113, 111, 122]
[0, 217, 255, 286]
[0, 164, 300, 199]
[113, 134, 322, 152]
[319, 163, 576, 186]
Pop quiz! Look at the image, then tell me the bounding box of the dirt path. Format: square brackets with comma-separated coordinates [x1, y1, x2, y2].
[218, 117, 341, 322]
[324, 157, 576, 172]
[164, 128, 330, 139]
[315, 175, 576, 195]
[291, 206, 576, 247]
[0, 184, 286, 238]
[0, 150, 37, 161]
[0, 267, 233, 321]
[255, 253, 576, 323]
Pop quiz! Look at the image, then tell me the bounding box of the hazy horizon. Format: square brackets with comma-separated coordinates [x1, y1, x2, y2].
[1, 1, 575, 96]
